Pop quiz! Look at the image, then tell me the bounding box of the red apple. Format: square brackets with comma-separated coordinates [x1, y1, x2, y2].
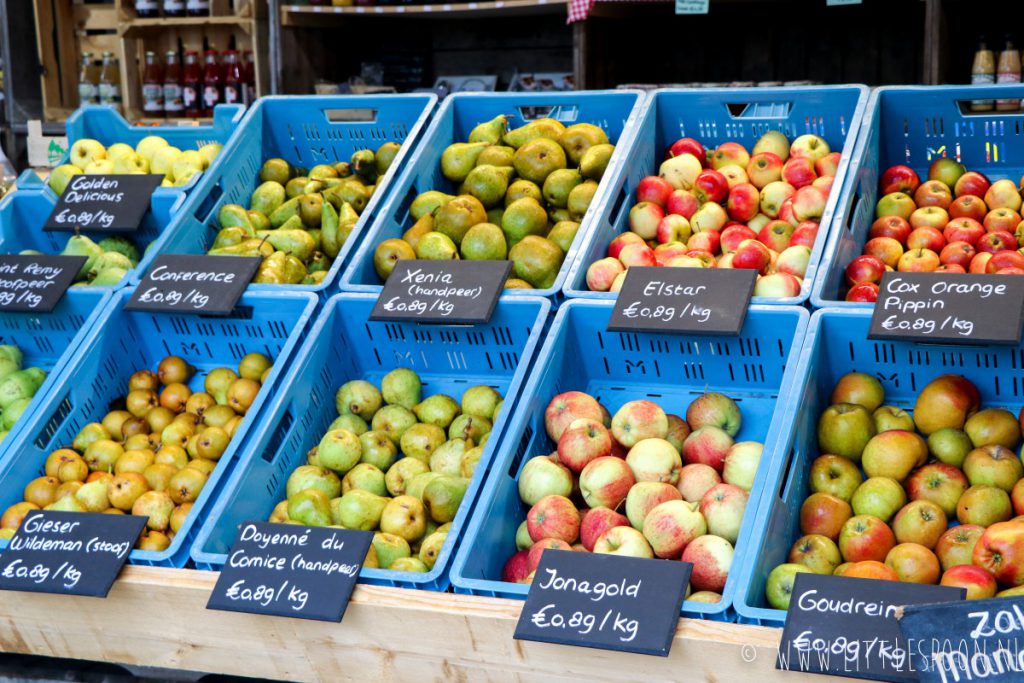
[527, 495, 581, 543]
[976, 231, 1017, 254]
[880, 165, 921, 195]
[954, 171, 991, 199]
[682, 250, 717, 268]
[677, 463, 721, 503]
[636, 176, 674, 207]
[726, 183, 760, 222]
[732, 239, 771, 273]
[681, 534, 733, 592]
[907, 463, 969, 517]
[557, 419, 613, 473]
[943, 217, 985, 246]
[838, 515, 896, 562]
[885, 542, 941, 583]
[711, 142, 750, 171]
[580, 508, 630, 551]
[986, 250, 1024, 274]
[754, 272, 802, 298]
[941, 565, 998, 600]
[1013, 478, 1024, 516]
[984, 208, 1022, 234]
[586, 257, 625, 292]
[913, 375, 981, 435]
[759, 181, 796, 218]
[781, 157, 817, 189]
[693, 169, 730, 204]
[682, 425, 734, 472]
[908, 207, 950, 231]
[800, 492, 853, 540]
[607, 232, 645, 259]
[624, 481, 682, 530]
[845, 254, 886, 286]
[812, 175, 834, 195]
[793, 186, 827, 222]
[502, 549, 531, 583]
[935, 264, 966, 273]
[777, 245, 811, 279]
[907, 226, 946, 252]
[970, 252, 993, 273]
[914, 180, 953, 209]
[592, 525, 654, 558]
[656, 214, 692, 245]
[720, 224, 757, 255]
[870, 216, 912, 243]
[973, 520, 1024, 586]
[778, 197, 800, 227]
[527, 538, 572, 573]
[666, 189, 700, 219]
[746, 152, 784, 189]
[790, 221, 819, 248]
[687, 231, 721, 255]
[653, 242, 689, 267]
[545, 391, 604, 442]
[718, 165, 748, 188]
[939, 241, 975, 268]
[863, 237, 904, 268]
[984, 179, 1023, 212]
[611, 400, 669, 448]
[757, 220, 795, 253]
[897, 248, 940, 272]
[935, 524, 984, 571]
[699, 483, 748, 544]
[667, 138, 706, 163]
[846, 282, 879, 302]
[842, 560, 899, 581]
[619, 242, 657, 268]
[949, 195, 989, 222]
[579, 456, 636, 510]
[814, 152, 842, 179]
[641, 499, 705, 559]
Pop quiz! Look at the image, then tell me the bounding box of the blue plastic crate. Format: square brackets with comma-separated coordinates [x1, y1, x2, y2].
[449, 299, 809, 620]
[732, 307, 1024, 626]
[189, 292, 551, 592]
[339, 90, 646, 299]
[0, 186, 183, 290]
[813, 85, 1024, 308]
[562, 86, 869, 306]
[0, 286, 318, 567]
[18, 104, 245, 198]
[142, 94, 437, 294]
[0, 289, 109, 469]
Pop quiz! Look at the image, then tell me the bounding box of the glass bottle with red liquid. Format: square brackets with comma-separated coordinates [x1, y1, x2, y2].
[142, 50, 164, 118]
[201, 50, 221, 117]
[242, 49, 255, 106]
[163, 50, 183, 118]
[222, 50, 242, 105]
[182, 50, 202, 118]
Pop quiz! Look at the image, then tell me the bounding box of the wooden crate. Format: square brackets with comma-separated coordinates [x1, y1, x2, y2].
[0, 565, 843, 682]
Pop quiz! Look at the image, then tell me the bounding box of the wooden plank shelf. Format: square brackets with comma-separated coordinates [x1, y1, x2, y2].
[0, 565, 849, 682]
[119, 15, 254, 36]
[281, 0, 568, 23]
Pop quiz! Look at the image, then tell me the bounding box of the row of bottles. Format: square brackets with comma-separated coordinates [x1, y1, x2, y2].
[971, 36, 1021, 111]
[78, 52, 122, 110]
[135, 0, 211, 18]
[143, 49, 256, 119]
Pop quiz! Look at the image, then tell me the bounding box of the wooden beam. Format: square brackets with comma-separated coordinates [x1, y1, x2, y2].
[0, 565, 848, 682]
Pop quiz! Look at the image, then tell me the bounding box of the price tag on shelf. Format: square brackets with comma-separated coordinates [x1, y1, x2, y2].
[607, 266, 755, 336]
[777, 574, 964, 682]
[370, 259, 512, 324]
[513, 550, 690, 657]
[125, 255, 261, 316]
[0, 254, 86, 312]
[0, 510, 146, 598]
[45, 174, 163, 233]
[207, 522, 372, 622]
[675, 0, 708, 13]
[868, 271, 1024, 345]
[898, 596, 1024, 683]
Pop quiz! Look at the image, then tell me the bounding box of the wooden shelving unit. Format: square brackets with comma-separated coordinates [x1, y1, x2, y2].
[0, 565, 845, 682]
[281, 0, 567, 22]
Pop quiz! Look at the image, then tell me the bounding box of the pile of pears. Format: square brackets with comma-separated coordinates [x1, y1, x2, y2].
[271, 368, 503, 573]
[373, 114, 615, 290]
[206, 143, 400, 286]
[0, 345, 46, 443]
[43, 233, 141, 287]
[0, 352, 273, 550]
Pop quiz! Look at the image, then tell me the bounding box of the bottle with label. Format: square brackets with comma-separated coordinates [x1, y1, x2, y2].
[135, 0, 160, 18]
[163, 0, 185, 17]
[182, 50, 201, 118]
[98, 51, 122, 112]
[242, 50, 256, 106]
[142, 51, 164, 118]
[163, 50, 183, 118]
[972, 38, 996, 111]
[201, 50, 221, 117]
[186, 0, 209, 15]
[222, 50, 241, 105]
[996, 37, 1021, 111]
[78, 52, 99, 105]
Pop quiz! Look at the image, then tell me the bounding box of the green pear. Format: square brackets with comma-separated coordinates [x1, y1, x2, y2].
[268, 196, 299, 228]
[75, 478, 110, 512]
[468, 115, 508, 145]
[0, 346, 23, 367]
[260, 230, 317, 262]
[463, 165, 514, 209]
[376, 141, 401, 176]
[580, 143, 615, 180]
[374, 239, 416, 280]
[98, 236, 141, 263]
[317, 429, 363, 474]
[542, 168, 583, 208]
[415, 232, 458, 261]
[503, 118, 565, 149]
[0, 369, 43, 410]
[381, 368, 421, 409]
[341, 463, 387, 497]
[330, 414, 369, 435]
[358, 431, 398, 472]
[429, 438, 473, 477]
[371, 532, 411, 569]
[501, 197, 548, 246]
[509, 235, 563, 290]
[448, 414, 491, 443]
[547, 220, 580, 254]
[419, 531, 448, 570]
[440, 142, 489, 183]
[213, 226, 249, 249]
[61, 235, 103, 279]
[568, 180, 599, 220]
[406, 472, 443, 500]
[410, 191, 455, 220]
[559, 123, 610, 165]
[423, 476, 469, 523]
[513, 138, 567, 184]
[372, 405, 418, 444]
[384, 457, 429, 497]
[460, 223, 507, 261]
[461, 385, 502, 418]
[250, 181, 286, 216]
[285, 465, 341, 499]
[1, 397, 33, 430]
[434, 195, 487, 245]
[476, 145, 515, 168]
[413, 394, 461, 429]
[288, 489, 332, 527]
[298, 193, 324, 228]
[332, 489, 387, 531]
[399, 423, 447, 463]
[390, 557, 428, 572]
[461, 446, 483, 478]
[336, 380, 383, 420]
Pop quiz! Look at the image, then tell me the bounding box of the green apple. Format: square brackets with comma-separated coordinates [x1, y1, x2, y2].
[84, 159, 115, 175]
[198, 142, 222, 168]
[861, 430, 928, 480]
[105, 143, 135, 162]
[850, 476, 906, 522]
[964, 408, 1021, 449]
[69, 138, 106, 171]
[135, 135, 169, 162]
[875, 192, 916, 220]
[872, 406, 914, 433]
[150, 146, 183, 176]
[112, 152, 149, 174]
[928, 428, 973, 467]
[765, 563, 814, 610]
[47, 164, 81, 195]
[172, 150, 205, 183]
[808, 454, 862, 501]
[817, 403, 876, 462]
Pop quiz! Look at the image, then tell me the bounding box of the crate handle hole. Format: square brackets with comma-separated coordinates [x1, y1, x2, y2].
[777, 444, 801, 502]
[725, 101, 793, 120]
[194, 181, 224, 224]
[515, 105, 579, 124]
[324, 108, 379, 124]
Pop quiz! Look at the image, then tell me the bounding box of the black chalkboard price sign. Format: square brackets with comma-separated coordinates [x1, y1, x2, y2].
[0, 254, 87, 312]
[125, 255, 261, 315]
[44, 174, 163, 233]
[607, 266, 756, 336]
[868, 271, 1024, 345]
[206, 522, 373, 622]
[898, 596, 1024, 682]
[777, 573, 964, 682]
[370, 259, 512, 324]
[0, 510, 146, 598]
[513, 550, 690, 657]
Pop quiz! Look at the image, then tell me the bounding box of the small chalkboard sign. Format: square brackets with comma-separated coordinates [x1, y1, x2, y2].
[207, 522, 373, 622]
[513, 550, 690, 657]
[607, 266, 756, 335]
[125, 255, 261, 315]
[777, 573, 965, 682]
[0, 254, 86, 311]
[44, 174, 163, 233]
[0, 510, 146, 598]
[898, 596, 1024, 683]
[869, 271, 1024, 345]
[370, 260, 512, 324]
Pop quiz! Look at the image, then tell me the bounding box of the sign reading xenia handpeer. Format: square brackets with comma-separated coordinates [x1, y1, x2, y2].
[370, 259, 512, 324]
[899, 596, 1024, 682]
[44, 174, 163, 233]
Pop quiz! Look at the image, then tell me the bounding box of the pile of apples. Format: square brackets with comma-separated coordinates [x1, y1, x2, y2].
[586, 130, 839, 298]
[844, 160, 1024, 301]
[766, 372, 1024, 610]
[502, 390, 765, 602]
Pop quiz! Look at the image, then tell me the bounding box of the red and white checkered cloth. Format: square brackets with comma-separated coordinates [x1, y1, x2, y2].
[566, 0, 594, 22]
